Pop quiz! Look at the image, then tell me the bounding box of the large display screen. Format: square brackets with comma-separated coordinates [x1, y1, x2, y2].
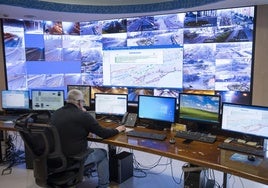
[221, 103, 268, 139]
[178, 93, 221, 124]
[2, 6, 255, 104]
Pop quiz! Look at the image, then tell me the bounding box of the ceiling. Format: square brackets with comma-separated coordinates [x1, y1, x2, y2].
[0, 0, 268, 21]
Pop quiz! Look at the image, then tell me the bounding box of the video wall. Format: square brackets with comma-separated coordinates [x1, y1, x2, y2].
[1, 6, 255, 104]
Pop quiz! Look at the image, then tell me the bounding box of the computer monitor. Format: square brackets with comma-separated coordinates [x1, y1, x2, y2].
[221, 103, 268, 139]
[138, 95, 177, 130]
[94, 93, 128, 116]
[1, 90, 30, 110]
[31, 90, 65, 111]
[67, 85, 91, 110]
[178, 93, 221, 125]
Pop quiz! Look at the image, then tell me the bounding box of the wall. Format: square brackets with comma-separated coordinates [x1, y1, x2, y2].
[0, 19, 5, 110]
[0, 5, 268, 110]
[252, 5, 268, 106]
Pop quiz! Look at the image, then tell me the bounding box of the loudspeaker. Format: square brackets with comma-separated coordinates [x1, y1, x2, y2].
[109, 151, 133, 183]
[183, 164, 205, 188]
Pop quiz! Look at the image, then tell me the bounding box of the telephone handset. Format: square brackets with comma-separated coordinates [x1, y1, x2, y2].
[121, 112, 137, 127]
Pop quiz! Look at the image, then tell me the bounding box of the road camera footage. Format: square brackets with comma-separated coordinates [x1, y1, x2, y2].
[3, 6, 255, 104]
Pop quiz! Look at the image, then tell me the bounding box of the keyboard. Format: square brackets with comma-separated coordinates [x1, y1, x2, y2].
[126, 130, 167, 141]
[218, 142, 265, 157]
[175, 130, 216, 143]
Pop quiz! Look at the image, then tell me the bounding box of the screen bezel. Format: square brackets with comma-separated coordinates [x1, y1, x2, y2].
[31, 89, 65, 111]
[178, 93, 221, 125]
[94, 93, 128, 116]
[1, 90, 30, 110]
[138, 95, 177, 124]
[221, 102, 268, 139]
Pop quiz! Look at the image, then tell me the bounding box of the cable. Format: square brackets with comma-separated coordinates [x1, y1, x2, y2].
[238, 177, 245, 188]
[1, 133, 25, 175]
[131, 149, 171, 178]
[169, 159, 183, 185]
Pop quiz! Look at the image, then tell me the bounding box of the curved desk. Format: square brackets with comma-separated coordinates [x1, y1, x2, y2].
[1, 120, 268, 186]
[89, 121, 268, 186]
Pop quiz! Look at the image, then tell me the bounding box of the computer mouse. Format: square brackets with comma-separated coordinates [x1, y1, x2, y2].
[169, 138, 176, 144]
[247, 155, 256, 162]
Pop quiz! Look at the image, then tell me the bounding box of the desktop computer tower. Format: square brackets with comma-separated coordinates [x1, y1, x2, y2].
[183, 164, 205, 188]
[109, 151, 133, 183]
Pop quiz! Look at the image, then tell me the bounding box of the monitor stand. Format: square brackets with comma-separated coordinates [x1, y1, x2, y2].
[145, 121, 171, 131]
[102, 115, 121, 124]
[104, 119, 113, 123]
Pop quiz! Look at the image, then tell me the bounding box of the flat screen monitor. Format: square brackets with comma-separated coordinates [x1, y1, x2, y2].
[221, 103, 268, 139]
[94, 93, 128, 116]
[67, 85, 91, 110]
[31, 90, 65, 111]
[138, 95, 177, 130]
[178, 93, 221, 124]
[1, 90, 30, 110]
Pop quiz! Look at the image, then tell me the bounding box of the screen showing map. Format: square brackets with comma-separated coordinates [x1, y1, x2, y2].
[221, 103, 268, 138]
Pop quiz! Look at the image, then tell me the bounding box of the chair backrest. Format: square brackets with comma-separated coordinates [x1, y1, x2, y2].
[14, 113, 87, 187]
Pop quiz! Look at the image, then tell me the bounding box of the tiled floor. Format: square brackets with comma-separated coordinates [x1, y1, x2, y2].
[0, 153, 184, 188]
[1, 136, 268, 188]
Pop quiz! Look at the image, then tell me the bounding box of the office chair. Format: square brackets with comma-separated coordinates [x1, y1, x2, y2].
[14, 113, 91, 188]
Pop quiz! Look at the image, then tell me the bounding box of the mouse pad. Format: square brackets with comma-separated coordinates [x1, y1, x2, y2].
[230, 153, 262, 166]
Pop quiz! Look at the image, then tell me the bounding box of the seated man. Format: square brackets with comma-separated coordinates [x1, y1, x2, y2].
[51, 89, 126, 188]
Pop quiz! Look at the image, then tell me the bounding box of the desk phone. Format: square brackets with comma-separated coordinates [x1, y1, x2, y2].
[121, 112, 137, 127]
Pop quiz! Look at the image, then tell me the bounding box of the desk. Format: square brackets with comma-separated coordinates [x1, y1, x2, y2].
[1, 121, 268, 186]
[89, 121, 268, 187]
